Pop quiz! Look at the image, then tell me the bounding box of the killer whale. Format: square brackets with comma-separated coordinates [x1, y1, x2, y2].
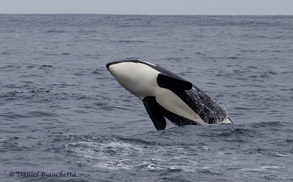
[106, 60, 232, 130]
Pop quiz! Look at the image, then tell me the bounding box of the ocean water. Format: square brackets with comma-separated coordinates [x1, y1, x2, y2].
[0, 14, 293, 182]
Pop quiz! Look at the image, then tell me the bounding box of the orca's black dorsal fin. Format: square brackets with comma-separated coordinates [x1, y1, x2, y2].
[142, 96, 166, 130]
[157, 73, 192, 90]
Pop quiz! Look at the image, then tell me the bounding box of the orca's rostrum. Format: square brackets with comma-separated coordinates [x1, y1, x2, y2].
[106, 60, 232, 130]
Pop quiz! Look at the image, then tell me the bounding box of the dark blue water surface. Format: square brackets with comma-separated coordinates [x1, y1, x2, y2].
[0, 15, 293, 182]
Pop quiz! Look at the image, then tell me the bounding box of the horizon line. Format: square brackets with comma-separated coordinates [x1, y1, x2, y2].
[0, 13, 293, 16]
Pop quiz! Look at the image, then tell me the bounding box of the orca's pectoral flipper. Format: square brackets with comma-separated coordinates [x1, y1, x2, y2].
[142, 96, 166, 130]
[157, 74, 192, 90]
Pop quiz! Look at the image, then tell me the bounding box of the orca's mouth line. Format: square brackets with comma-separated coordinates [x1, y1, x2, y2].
[106, 61, 123, 70]
[106, 62, 112, 70]
[106, 60, 149, 71]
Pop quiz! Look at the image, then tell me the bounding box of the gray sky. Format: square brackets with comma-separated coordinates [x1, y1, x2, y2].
[0, 0, 293, 15]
